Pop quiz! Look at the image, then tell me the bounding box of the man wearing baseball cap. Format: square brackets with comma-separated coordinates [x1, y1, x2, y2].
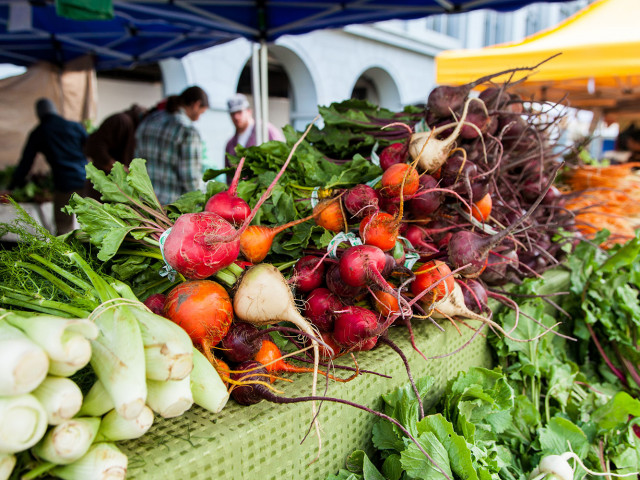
[224, 93, 285, 176]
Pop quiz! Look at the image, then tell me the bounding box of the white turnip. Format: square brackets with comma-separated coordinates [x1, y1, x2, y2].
[409, 97, 486, 174]
[232, 263, 326, 453]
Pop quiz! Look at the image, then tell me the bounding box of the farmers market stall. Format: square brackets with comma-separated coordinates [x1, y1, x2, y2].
[434, 0, 640, 115]
[0, 0, 580, 141]
[2, 67, 640, 480]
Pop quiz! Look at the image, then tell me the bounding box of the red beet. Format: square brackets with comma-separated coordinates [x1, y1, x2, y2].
[204, 156, 251, 226]
[230, 360, 270, 405]
[143, 293, 166, 316]
[379, 142, 408, 171]
[408, 174, 441, 217]
[325, 264, 362, 299]
[332, 305, 379, 348]
[220, 322, 264, 363]
[343, 184, 380, 220]
[304, 287, 343, 332]
[163, 212, 241, 280]
[292, 255, 326, 293]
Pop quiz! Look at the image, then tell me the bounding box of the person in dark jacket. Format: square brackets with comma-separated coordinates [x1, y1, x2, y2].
[9, 98, 88, 234]
[84, 104, 147, 173]
[83, 103, 147, 199]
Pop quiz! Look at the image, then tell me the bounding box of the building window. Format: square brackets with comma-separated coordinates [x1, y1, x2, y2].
[483, 11, 507, 46]
[525, 9, 541, 37]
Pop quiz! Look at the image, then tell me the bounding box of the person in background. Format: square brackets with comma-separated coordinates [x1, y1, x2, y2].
[8, 98, 88, 235]
[134, 86, 209, 205]
[83, 103, 148, 199]
[618, 124, 640, 163]
[224, 93, 285, 171]
[84, 103, 147, 173]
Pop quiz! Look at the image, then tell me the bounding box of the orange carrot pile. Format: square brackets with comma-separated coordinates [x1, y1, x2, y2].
[562, 163, 640, 248]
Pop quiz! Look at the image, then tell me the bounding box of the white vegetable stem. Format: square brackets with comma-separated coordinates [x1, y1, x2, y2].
[531, 452, 640, 480]
[0, 393, 48, 454]
[233, 263, 322, 453]
[0, 453, 16, 480]
[0, 320, 49, 396]
[32, 417, 100, 465]
[133, 306, 194, 381]
[50, 442, 127, 480]
[4, 315, 97, 377]
[146, 376, 193, 419]
[31, 376, 83, 425]
[190, 347, 230, 414]
[77, 380, 114, 418]
[89, 304, 147, 420]
[96, 405, 154, 442]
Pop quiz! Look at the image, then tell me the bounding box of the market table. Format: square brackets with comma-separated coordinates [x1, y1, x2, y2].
[120, 269, 570, 479]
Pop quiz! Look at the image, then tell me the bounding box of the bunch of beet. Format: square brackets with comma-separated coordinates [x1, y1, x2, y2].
[321, 76, 574, 290]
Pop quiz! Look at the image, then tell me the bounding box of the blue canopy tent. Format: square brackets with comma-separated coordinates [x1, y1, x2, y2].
[0, 0, 576, 139]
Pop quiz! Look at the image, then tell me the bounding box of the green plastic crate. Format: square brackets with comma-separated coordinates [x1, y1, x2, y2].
[120, 269, 570, 479]
[120, 319, 491, 479]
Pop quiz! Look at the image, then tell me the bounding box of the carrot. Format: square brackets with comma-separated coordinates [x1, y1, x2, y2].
[471, 193, 492, 222]
[410, 260, 455, 308]
[254, 339, 355, 383]
[239, 212, 316, 263]
[371, 290, 401, 317]
[314, 198, 346, 233]
[380, 163, 419, 198]
[163, 280, 234, 364]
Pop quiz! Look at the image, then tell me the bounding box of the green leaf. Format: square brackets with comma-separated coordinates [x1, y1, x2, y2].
[401, 431, 452, 480]
[362, 454, 386, 480]
[601, 237, 640, 273]
[86, 162, 137, 204]
[381, 454, 403, 480]
[127, 158, 163, 210]
[417, 414, 478, 480]
[592, 392, 640, 431]
[346, 450, 366, 473]
[372, 418, 405, 452]
[327, 470, 362, 480]
[538, 416, 589, 457]
[166, 190, 207, 216]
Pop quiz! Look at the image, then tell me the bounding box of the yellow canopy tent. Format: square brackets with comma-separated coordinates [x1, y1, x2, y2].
[435, 0, 640, 124]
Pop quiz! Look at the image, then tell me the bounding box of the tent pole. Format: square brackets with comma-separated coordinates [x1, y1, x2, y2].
[251, 42, 263, 145]
[259, 39, 269, 143]
[589, 108, 604, 159]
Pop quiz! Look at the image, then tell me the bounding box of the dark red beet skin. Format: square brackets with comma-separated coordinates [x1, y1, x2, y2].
[379, 143, 408, 171]
[204, 191, 251, 226]
[219, 322, 264, 363]
[408, 174, 441, 217]
[458, 278, 488, 314]
[326, 264, 363, 299]
[332, 305, 379, 348]
[339, 245, 388, 289]
[344, 184, 380, 220]
[143, 293, 167, 316]
[230, 361, 269, 405]
[305, 288, 343, 332]
[163, 212, 240, 280]
[293, 255, 326, 293]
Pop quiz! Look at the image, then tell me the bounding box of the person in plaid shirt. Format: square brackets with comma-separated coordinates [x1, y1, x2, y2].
[135, 86, 209, 205]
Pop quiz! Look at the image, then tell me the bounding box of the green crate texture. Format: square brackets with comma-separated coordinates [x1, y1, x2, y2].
[119, 266, 570, 480]
[120, 318, 492, 479]
[120, 270, 569, 480]
[119, 269, 572, 479]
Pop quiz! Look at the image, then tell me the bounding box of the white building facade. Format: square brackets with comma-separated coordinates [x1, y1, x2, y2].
[0, 1, 591, 174]
[157, 1, 589, 173]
